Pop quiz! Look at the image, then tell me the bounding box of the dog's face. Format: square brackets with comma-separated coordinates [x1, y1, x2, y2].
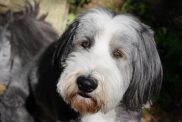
[55, 9, 162, 114]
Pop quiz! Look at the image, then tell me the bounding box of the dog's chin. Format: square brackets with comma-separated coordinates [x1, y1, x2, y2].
[65, 92, 103, 114]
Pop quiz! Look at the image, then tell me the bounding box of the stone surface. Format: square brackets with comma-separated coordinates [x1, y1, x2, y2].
[38, 0, 69, 35]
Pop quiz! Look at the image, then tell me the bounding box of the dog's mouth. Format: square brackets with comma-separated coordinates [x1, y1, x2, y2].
[64, 90, 104, 114]
[66, 92, 99, 114]
[78, 92, 91, 98]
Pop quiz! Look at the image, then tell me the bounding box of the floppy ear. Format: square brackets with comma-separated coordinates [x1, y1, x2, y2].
[53, 19, 79, 72]
[123, 23, 163, 110]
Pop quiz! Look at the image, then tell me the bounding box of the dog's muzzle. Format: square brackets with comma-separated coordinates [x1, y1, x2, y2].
[61, 74, 104, 114]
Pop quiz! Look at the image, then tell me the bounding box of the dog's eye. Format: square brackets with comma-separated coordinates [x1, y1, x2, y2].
[113, 49, 124, 59]
[80, 40, 90, 49]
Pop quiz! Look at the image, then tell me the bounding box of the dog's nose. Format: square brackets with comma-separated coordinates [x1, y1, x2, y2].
[76, 76, 98, 93]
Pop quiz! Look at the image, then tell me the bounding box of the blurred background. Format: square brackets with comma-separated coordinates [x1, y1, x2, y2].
[0, 0, 182, 121]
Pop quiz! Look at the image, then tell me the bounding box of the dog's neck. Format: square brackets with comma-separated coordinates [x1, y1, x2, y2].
[80, 110, 116, 122]
[78, 106, 141, 122]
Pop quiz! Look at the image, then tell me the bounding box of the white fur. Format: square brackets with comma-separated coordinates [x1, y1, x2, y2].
[81, 110, 116, 122]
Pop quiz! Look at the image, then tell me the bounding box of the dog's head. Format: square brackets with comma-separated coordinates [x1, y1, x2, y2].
[55, 9, 162, 114]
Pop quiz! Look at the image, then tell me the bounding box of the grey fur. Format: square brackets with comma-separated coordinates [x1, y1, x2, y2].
[121, 16, 163, 110]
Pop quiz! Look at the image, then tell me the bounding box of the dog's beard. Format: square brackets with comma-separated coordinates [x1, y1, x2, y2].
[62, 84, 105, 114]
[57, 71, 105, 114]
[65, 91, 104, 114]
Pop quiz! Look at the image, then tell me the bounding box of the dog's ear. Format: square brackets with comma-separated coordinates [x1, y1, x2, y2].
[53, 19, 79, 72]
[123, 23, 163, 110]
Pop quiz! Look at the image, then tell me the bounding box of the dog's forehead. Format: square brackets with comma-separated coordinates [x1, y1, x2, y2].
[76, 9, 140, 43]
[80, 9, 140, 31]
[79, 9, 113, 28]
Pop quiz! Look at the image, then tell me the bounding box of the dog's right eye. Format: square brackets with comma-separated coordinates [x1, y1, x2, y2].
[80, 40, 90, 49]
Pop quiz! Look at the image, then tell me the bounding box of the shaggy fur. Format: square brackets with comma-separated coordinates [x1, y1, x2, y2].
[0, 4, 58, 122]
[0, 8, 162, 122]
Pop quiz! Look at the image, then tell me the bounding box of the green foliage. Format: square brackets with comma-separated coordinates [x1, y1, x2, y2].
[68, 0, 91, 16]
[155, 27, 182, 108]
[68, 0, 91, 6]
[122, 0, 146, 14]
[67, 13, 76, 26]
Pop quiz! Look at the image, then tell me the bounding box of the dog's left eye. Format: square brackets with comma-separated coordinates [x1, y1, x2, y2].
[113, 49, 124, 59]
[80, 40, 90, 49]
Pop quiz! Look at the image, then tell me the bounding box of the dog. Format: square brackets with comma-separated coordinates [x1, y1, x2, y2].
[1, 8, 163, 122]
[0, 4, 58, 122]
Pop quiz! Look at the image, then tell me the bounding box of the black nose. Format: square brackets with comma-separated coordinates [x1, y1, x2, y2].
[76, 76, 98, 93]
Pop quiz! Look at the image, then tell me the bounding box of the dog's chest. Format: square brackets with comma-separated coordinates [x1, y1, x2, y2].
[80, 110, 116, 122]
